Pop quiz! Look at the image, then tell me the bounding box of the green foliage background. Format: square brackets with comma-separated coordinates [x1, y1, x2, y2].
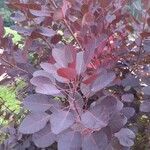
[0, 0, 14, 27]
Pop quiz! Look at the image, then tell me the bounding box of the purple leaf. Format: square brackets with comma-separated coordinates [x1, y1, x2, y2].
[116, 100, 124, 112]
[140, 101, 150, 112]
[81, 111, 108, 130]
[38, 27, 55, 37]
[32, 124, 56, 148]
[109, 113, 127, 133]
[11, 25, 33, 36]
[30, 76, 53, 87]
[52, 48, 67, 67]
[80, 83, 92, 96]
[23, 94, 56, 112]
[121, 107, 135, 119]
[142, 86, 150, 95]
[97, 96, 119, 114]
[58, 131, 82, 150]
[91, 70, 116, 92]
[40, 62, 69, 83]
[50, 110, 75, 134]
[19, 113, 50, 134]
[11, 11, 26, 22]
[122, 74, 140, 87]
[114, 128, 135, 147]
[81, 104, 110, 130]
[52, 47, 73, 67]
[106, 14, 116, 23]
[13, 51, 27, 63]
[30, 9, 51, 17]
[76, 51, 86, 75]
[33, 70, 51, 78]
[40, 62, 57, 74]
[82, 131, 108, 150]
[35, 84, 60, 95]
[121, 94, 134, 102]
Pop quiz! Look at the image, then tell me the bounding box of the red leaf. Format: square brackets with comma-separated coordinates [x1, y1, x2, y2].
[9, 2, 41, 10]
[57, 68, 76, 80]
[82, 12, 94, 26]
[83, 74, 98, 85]
[141, 32, 150, 38]
[53, 9, 63, 20]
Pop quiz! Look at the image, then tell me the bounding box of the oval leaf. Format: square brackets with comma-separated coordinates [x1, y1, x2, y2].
[57, 68, 76, 80]
[19, 113, 50, 134]
[58, 131, 82, 150]
[82, 131, 108, 150]
[140, 101, 150, 112]
[23, 94, 55, 112]
[121, 94, 134, 102]
[32, 124, 56, 148]
[50, 110, 75, 134]
[35, 84, 60, 95]
[142, 86, 150, 95]
[114, 128, 135, 147]
[76, 51, 86, 75]
[91, 71, 116, 92]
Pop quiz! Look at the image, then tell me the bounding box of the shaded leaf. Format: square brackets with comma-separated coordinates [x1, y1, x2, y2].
[19, 113, 50, 134]
[50, 110, 75, 134]
[122, 74, 140, 87]
[52, 47, 73, 67]
[142, 86, 150, 95]
[32, 124, 56, 148]
[11, 11, 26, 22]
[40, 62, 57, 74]
[121, 107, 135, 119]
[38, 27, 55, 37]
[30, 76, 54, 87]
[81, 110, 108, 130]
[140, 101, 150, 112]
[114, 128, 135, 147]
[109, 113, 127, 133]
[82, 131, 108, 150]
[23, 94, 55, 112]
[30, 9, 50, 17]
[35, 84, 60, 95]
[58, 131, 81, 150]
[81, 100, 112, 130]
[121, 94, 134, 102]
[91, 71, 116, 92]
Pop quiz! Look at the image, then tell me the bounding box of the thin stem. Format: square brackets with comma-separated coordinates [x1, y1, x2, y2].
[0, 57, 29, 74]
[63, 19, 84, 51]
[137, 12, 147, 63]
[50, 0, 84, 51]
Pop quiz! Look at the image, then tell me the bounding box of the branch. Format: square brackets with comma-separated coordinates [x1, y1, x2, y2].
[0, 57, 29, 74]
[50, 0, 84, 51]
[137, 12, 147, 63]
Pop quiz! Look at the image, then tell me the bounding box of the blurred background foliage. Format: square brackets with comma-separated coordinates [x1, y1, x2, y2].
[0, 0, 14, 27]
